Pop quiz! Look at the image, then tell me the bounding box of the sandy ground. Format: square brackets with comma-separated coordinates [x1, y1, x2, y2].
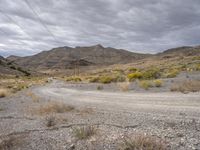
[0, 79, 200, 150]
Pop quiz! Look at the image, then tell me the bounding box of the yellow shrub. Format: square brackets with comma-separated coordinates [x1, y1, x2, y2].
[165, 69, 179, 78]
[99, 76, 113, 84]
[66, 77, 82, 82]
[139, 80, 153, 90]
[127, 72, 142, 81]
[128, 67, 138, 72]
[153, 80, 163, 87]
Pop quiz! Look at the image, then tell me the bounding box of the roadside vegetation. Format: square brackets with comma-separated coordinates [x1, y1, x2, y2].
[119, 134, 167, 150]
[73, 126, 97, 140]
[0, 76, 49, 97]
[36, 101, 75, 115]
[171, 80, 200, 93]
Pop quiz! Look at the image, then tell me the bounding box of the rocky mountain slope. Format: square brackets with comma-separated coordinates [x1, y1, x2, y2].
[5, 44, 200, 72]
[0, 56, 30, 76]
[7, 44, 149, 70]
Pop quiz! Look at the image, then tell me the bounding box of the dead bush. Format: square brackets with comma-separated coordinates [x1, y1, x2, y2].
[0, 89, 8, 98]
[117, 82, 130, 91]
[170, 80, 200, 93]
[45, 115, 56, 127]
[73, 126, 97, 140]
[37, 102, 75, 115]
[0, 135, 24, 150]
[119, 134, 167, 150]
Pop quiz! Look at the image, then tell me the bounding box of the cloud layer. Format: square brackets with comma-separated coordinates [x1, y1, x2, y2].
[0, 0, 200, 56]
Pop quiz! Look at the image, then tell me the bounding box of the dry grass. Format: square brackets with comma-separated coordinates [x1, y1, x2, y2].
[119, 134, 167, 150]
[73, 126, 97, 140]
[45, 115, 56, 127]
[36, 102, 75, 115]
[0, 88, 9, 98]
[26, 91, 40, 102]
[0, 135, 25, 150]
[171, 80, 200, 93]
[117, 82, 130, 91]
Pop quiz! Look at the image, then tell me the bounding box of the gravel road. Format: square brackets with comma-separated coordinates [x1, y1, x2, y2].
[0, 80, 200, 150]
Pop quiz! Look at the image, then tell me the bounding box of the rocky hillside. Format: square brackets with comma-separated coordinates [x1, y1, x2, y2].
[157, 45, 200, 58]
[7, 44, 149, 70]
[0, 56, 31, 76]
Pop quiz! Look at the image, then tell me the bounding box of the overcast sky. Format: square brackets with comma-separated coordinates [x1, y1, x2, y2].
[0, 0, 200, 57]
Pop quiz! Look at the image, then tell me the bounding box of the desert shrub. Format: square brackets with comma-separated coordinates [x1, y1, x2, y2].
[114, 74, 126, 82]
[97, 85, 103, 90]
[99, 76, 113, 84]
[117, 82, 130, 91]
[37, 102, 75, 115]
[164, 69, 179, 78]
[195, 64, 200, 71]
[89, 76, 99, 83]
[128, 67, 138, 72]
[142, 69, 161, 80]
[171, 80, 200, 93]
[10, 66, 16, 70]
[0, 89, 8, 98]
[127, 72, 142, 81]
[139, 80, 153, 90]
[119, 134, 167, 150]
[66, 77, 82, 82]
[45, 115, 56, 127]
[154, 80, 163, 87]
[73, 126, 97, 140]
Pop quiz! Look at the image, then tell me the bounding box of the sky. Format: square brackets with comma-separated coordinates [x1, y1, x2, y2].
[0, 0, 200, 57]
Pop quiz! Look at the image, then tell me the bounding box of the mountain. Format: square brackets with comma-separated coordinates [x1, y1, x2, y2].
[0, 56, 31, 76]
[158, 45, 200, 58]
[7, 44, 149, 70]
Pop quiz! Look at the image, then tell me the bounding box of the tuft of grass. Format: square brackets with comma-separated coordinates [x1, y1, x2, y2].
[26, 92, 40, 102]
[66, 77, 82, 82]
[171, 80, 200, 93]
[0, 89, 8, 98]
[139, 80, 153, 90]
[45, 115, 56, 127]
[119, 134, 167, 150]
[117, 82, 130, 91]
[37, 102, 75, 115]
[127, 72, 142, 81]
[97, 85, 103, 90]
[73, 126, 97, 140]
[154, 80, 163, 87]
[0, 135, 24, 150]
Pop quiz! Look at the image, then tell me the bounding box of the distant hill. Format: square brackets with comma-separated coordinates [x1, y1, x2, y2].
[7, 44, 149, 70]
[157, 46, 200, 58]
[0, 56, 31, 76]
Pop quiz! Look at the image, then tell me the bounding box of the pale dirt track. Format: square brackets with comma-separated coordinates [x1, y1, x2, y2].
[34, 80, 200, 120]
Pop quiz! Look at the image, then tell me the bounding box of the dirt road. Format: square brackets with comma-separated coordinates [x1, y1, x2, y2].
[0, 80, 200, 149]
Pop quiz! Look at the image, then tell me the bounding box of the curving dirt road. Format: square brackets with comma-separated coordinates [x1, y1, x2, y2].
[34, 80, 200, 120]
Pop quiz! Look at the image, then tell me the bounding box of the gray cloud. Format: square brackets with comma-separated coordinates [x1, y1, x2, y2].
[0, 0, 200, 56]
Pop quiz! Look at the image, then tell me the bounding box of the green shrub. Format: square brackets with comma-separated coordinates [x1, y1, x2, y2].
[128, 67, 138, 72]
[139, 80, 153, 90]
[164, 69, 179, 78]
[127, 72, 142, 81]
[66, 77, 82, 82]
[99, 76, 113, 84]
[153, 80, 163, 87]
[114, 74, 126, 82]
[142, 69, 161, 80]
[89, 77, 99, 83]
